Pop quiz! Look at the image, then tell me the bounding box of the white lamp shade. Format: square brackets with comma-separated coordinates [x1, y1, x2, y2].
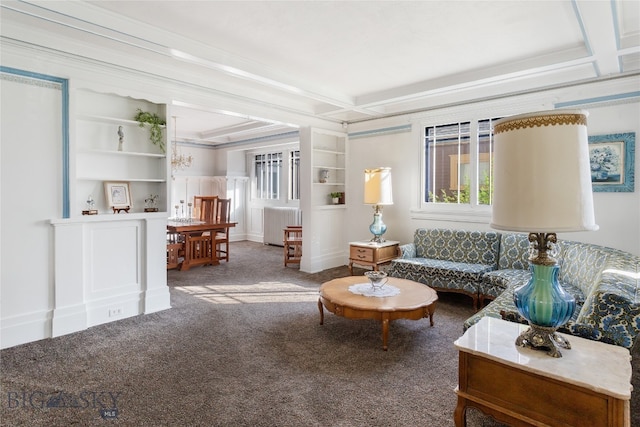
[491, 110, 598, 233]
[364, 167, 393, 205]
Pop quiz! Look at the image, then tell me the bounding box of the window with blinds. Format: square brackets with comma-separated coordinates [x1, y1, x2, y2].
[255, 152, 282, 200]
[424, 117, 498, 206]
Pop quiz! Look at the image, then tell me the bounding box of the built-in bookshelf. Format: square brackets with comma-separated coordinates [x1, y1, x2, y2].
[74, 90, 168, 215]
[311, 130, 346, 207]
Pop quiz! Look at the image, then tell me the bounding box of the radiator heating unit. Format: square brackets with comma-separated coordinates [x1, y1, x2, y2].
[263, 207, 302, 246]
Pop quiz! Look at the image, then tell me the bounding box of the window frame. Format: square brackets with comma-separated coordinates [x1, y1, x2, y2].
[288, 149, 300, 201]
[249, 144, 300, 203]
[418, 118, 493, 220]
[253, 151, 283, 200]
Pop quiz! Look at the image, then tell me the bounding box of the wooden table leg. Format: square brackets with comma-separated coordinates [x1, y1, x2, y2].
[426, 303, 436, 327]
[382, 314, 389, 351]
[454, 396, 467, 427]
[318, 299, 324, 325]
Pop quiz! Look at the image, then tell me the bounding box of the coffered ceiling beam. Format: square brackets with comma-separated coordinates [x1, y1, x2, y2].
[199, 122, 281, 140]
[573, 0, 620, 76]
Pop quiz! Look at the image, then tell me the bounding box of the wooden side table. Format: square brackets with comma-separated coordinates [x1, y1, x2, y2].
[348, 240, 399, 275]
[454, 317, 632, 427]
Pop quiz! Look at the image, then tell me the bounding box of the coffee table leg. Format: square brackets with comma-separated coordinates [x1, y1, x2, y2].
[318, 299, 324, 325]
[426, 303, 436, 327]
[382, 314, 389, 351]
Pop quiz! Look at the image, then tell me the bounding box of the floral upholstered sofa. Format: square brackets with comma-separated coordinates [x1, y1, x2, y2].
[386, 229, 500, 309]
[387, 228, 640, 349]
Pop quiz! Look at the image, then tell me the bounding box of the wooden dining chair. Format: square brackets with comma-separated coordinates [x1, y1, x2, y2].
[193, 195, 218, 222]
[166, 231, 184, 270]
[283, 225, 302, 267]
[214, 198, 232, 262]
[184, 232, 215, 268]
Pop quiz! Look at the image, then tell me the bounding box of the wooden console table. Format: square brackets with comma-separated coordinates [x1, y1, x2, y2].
[348, 240, 399, 274]
[454, 317, 632, 427]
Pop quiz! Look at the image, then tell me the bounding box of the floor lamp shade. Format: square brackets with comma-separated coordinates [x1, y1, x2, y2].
[491, 110, 598, 233]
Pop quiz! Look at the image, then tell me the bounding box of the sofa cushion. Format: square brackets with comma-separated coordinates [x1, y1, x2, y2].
[497, 233, 531, 270]
[571, 250, 640, 348]
[389, 258, 494, 295]
[481, 269, 531, 299]
[413, 228, 500, 266]
[570, 292, 640, 349]
[465, 285, 520, 330]
[483, 268, 531, 289]
[398, 243, 416, 259]
[558, 240, 611, 296]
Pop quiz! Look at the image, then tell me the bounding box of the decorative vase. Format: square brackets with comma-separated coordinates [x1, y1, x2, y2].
[319, 169, 329, 183]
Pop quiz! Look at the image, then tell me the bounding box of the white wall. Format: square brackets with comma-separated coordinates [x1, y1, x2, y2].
[567, 102, 640, 253]
[1, 72, 62, 347]
[1, 68, 172, 349]
[346, 96, 640, 256]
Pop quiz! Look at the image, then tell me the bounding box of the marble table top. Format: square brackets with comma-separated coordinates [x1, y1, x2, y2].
[454, 317, 632, 400]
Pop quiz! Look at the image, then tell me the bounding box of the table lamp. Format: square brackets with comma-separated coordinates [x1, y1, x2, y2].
[491, 110, 598, 357]
[364, 167, 393, 243]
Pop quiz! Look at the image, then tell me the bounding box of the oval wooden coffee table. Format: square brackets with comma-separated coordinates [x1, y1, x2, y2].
[318, 276, 438, 350]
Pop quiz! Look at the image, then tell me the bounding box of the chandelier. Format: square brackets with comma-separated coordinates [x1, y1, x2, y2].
[171, 116, 192, 173]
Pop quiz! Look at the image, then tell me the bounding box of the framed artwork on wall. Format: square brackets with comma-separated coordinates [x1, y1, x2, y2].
[104, 181, 132, 212]
[588, 132, 635, 192]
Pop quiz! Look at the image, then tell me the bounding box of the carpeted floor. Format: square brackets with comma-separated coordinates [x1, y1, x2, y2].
[1, 241, 638, 426]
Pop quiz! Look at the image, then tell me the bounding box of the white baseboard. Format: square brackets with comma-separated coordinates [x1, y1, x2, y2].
[52, 303, 88, 337]
[144, 287, 172, 314]
[1, 310, 52, 349]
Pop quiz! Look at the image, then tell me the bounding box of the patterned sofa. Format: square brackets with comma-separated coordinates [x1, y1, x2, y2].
[388, 228, 640, 349]
[387, 229, 501, 309]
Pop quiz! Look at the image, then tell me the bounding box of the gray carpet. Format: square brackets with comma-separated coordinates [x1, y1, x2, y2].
[1, 241, 638, 426]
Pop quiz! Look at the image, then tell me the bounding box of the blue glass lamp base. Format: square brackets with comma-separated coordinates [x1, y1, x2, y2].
[369, 212, 387, 243]
[513, 262, 576, 357]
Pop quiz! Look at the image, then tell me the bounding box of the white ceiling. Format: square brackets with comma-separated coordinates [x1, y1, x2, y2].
[1, 0, 639, 145]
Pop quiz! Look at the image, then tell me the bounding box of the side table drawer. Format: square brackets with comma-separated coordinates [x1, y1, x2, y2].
[350, 246, 374, 262]
[376, 245, 399, 262]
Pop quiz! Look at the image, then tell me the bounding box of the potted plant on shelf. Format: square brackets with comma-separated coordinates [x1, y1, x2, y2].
[134, 109, 166, 153]
[330, 192, 341, 204]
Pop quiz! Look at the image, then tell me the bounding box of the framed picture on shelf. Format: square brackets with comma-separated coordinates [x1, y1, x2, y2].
[104, 181, 132, 211]
[588, 132, 635, 192]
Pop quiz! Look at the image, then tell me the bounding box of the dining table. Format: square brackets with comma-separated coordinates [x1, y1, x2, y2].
[167, 219, 237, 271]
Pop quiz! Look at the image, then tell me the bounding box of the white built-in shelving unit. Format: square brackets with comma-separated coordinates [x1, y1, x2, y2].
[311, 130, 346, 208]
[301, 127, 349, 272]
[74, 90, 169, 215]
[47, 89, 172, 338]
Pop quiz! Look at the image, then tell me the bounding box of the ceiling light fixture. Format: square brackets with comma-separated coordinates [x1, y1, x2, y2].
[171, 116, 193, 174]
